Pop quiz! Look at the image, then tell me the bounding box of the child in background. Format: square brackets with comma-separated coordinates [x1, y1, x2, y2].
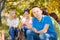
[7, 9, 20, 40]
[20, 8, 32, 39]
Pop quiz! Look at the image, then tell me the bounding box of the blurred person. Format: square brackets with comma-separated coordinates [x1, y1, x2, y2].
[49, 13, 60, 27]
[7, 9, 20, 40]
[42, 8, 60, 40]
[50, 13, 60, 27]
[20, 8, 32, 39]
[42, 8, 49, 15]
[57, 19, 60, 26]
[42, 8, 59, 27]
[26, 6, 57, 40]
[49, 13, 58, 21]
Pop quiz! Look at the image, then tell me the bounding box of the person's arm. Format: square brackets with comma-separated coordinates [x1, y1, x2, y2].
[26, 24, 38, 32]
[36, 16, 51, 34]
[36, 24, 49, 34]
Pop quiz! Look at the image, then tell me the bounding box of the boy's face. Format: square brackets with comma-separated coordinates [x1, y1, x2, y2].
[10, 10, 16, 17]
[32, 7, 42, 18]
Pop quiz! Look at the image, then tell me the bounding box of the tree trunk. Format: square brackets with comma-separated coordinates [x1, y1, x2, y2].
[0, 0, 6, 26]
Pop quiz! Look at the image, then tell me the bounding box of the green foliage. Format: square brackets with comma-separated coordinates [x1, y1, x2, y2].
[4, 0, 60, 17]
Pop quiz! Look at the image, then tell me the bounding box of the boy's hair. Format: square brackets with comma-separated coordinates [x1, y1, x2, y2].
[31, 6, 40, 9]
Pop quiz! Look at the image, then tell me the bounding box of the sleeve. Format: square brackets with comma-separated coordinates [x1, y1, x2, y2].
[44, 16, 52, 25]
[7, 19, 12, 27]
[32, 18, 36, 28]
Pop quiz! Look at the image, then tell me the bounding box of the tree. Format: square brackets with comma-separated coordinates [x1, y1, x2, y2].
[0, 0, 6, 25]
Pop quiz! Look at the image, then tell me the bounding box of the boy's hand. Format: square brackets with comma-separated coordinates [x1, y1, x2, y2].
[32, 28, 38, 33]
